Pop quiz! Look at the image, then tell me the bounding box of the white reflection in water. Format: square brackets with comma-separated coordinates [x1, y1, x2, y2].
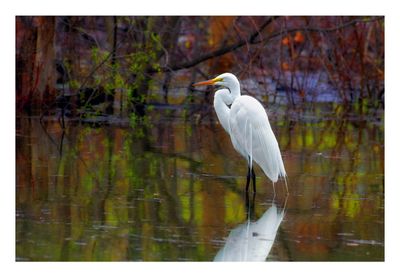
[214, 198, 285, 262]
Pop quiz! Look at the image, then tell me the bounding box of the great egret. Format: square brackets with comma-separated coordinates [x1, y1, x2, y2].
[192, 73, 288, 194]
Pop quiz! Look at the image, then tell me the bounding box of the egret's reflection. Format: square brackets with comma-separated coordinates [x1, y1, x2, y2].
[214, 195, 286, 261]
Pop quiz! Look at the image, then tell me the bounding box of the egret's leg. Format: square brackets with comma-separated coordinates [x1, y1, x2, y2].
[245, 191, 250, 219]
[251, 167, 256, 193]
[246, 166, 251, 192]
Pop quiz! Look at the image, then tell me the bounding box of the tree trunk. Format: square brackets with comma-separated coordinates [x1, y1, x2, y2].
[33, 16, 57, 109]
[16, 17, 37, 113]
[105, 16, 118, 115]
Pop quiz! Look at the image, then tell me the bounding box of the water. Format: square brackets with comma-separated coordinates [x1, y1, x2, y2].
[15, 106, 384, 261]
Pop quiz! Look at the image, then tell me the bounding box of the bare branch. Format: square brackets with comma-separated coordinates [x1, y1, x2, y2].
[153, 16, 279, 73]
[156, 16, 383, 73]
[254, 16, 384, 44]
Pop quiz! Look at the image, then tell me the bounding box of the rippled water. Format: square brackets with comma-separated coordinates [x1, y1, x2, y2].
[16, 106, 384, 261]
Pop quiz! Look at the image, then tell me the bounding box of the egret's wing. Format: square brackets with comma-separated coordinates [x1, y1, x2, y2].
[252, 119, 286, 182]
[230, 96, 286, 183]
[229, 104, 249, 159]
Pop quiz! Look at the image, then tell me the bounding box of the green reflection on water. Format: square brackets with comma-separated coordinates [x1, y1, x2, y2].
[16, 106, 384, 261]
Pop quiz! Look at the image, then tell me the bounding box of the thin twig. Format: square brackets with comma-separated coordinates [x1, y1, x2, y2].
[157, 16, 383, 73]
[153, 16, 279, 73]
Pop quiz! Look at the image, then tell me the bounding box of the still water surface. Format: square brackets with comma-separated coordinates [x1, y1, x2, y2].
[16, 106, 384, 261]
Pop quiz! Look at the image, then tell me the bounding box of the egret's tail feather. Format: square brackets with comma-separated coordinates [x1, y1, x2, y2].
[283, 175, 289, 195]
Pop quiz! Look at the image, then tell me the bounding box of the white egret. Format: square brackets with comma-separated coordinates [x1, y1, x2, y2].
[192, 73, 288, 194]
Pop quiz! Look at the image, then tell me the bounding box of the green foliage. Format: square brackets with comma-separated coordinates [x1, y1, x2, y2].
[129, 113, 141, 130]
[122, 20, 165, 117]
[69, 79, 80, 90]
[128, 112, 153, 139]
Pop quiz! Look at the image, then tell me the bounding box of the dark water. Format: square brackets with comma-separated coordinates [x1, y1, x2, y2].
[16, 106, 384, 261]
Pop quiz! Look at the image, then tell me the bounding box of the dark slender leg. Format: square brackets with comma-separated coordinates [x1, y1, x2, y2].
[251, 190, 256, 220]
[246, 166, 251, 192]
[245, 190, 250, 218]
[251, 167, 256, 193]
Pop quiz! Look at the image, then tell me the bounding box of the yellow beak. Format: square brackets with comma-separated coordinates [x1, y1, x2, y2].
[192, 77, 222, 87]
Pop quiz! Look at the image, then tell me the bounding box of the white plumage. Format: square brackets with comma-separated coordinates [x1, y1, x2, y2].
[229, 95, 286, 183]
[193, 73, 287, 193]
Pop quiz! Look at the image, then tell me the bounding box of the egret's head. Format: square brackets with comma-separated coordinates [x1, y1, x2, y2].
[192, 73, 240, 91]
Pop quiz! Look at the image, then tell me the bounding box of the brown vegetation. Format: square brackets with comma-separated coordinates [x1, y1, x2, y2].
[16, 16, 384, 118]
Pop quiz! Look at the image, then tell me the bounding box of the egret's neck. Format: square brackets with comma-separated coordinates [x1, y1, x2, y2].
[213, 89, 232, 133]
[228, 82, 241, 101]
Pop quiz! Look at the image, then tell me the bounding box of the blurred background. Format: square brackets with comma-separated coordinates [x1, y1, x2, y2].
[16, 16, 384, 261]
[16, 16, 384, 117]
